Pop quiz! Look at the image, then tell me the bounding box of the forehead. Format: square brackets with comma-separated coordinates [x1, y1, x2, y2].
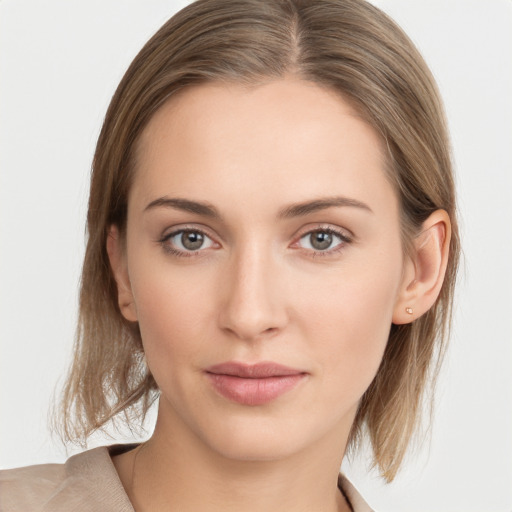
[131, 78, 396, 218]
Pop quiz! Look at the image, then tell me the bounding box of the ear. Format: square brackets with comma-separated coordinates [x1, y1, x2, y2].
[392, 210, 451, 324]
[106, 225, 138, 322]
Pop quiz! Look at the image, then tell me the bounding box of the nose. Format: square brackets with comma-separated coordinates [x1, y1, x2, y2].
[218, 242, 288, 341]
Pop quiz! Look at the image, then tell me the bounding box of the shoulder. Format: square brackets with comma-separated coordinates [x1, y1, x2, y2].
[0, 462, 65, 511]
[338, 474, 375, 512]
[0, 446, 134, 512]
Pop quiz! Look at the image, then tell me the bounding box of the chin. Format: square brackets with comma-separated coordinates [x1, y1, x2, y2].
[206, 429, 305, 462]
[194, 411, 331, 463]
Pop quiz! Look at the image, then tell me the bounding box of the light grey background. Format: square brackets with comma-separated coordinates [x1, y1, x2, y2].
[1, 1, 511, 510]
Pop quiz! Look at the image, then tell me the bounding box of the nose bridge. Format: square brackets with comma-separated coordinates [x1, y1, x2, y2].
[219, 236, 286, 340]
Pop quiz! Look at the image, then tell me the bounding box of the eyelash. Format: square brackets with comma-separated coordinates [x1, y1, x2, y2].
[158, 226, 352, 258]
[297, 227, 352, 258]
[159, 227, 214, 258]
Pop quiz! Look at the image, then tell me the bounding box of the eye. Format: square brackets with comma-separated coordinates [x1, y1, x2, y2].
[162, 229, 215, 254]
[297, 228, 350, 253]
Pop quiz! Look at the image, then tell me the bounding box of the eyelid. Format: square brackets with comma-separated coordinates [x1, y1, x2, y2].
[293, 223, 353, 241]
[158, 224, 221, 257]
[291, 224, 353, 256]
[160, 223, 219, 242]
[157, 223, 354, 258]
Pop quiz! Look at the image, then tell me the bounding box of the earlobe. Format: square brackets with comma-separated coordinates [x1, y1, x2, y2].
[392, 210, 451, 325]
[106, 225, 138, 322]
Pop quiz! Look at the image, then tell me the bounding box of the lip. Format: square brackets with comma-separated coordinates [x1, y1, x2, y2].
[205, 362, 307, 406]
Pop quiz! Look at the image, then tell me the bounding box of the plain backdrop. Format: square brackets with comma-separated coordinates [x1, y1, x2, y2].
[1, 1, 511, 511]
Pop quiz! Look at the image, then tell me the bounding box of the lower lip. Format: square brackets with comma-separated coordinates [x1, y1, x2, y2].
[206, 373, 306, 406]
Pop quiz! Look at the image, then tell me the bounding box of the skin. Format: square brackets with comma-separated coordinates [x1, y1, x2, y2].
[108, 78, 450, 512]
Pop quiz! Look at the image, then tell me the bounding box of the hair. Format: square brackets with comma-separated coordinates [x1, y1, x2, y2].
[58, 0, 460, 482]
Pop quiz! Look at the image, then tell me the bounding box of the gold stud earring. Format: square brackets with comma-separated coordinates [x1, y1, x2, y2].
[405, 307, 413, 315]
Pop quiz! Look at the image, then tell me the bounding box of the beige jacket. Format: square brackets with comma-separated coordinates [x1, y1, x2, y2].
[0, 445, 373, 512]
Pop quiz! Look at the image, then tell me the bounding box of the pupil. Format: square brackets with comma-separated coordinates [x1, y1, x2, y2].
[311, 232, 332, 250]
[182, 231, 204, 250]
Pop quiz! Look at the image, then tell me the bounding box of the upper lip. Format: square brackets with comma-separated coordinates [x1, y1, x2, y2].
[205, 361, 306, 378]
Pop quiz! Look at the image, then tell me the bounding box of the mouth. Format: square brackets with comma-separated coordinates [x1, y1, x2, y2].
[205, 361, 308, 406]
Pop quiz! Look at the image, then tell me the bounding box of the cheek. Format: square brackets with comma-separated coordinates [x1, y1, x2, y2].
[129, 260, 217, 378]
[295, 253, 402, 395]
[128, 231, 404, 408]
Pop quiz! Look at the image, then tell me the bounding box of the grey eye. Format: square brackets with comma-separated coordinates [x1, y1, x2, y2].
[181, 231, 204, 250]
[310, 232, 332, 250]
[298, 230, 344, 251]
[169, 230, 214, 251]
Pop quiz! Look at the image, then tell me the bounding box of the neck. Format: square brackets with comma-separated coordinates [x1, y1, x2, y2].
[114, 402, 355, 512]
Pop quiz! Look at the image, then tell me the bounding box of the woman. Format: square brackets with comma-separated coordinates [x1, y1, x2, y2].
[0, 0, 459, 510]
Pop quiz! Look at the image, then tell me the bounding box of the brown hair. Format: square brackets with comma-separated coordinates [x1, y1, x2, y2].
[59, 0, 460, 482]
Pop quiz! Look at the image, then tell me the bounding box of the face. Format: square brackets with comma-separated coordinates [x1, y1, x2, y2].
[114, 78, 409, 461]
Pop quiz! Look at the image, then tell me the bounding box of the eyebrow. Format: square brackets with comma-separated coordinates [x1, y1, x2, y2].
[144, 197, 222, 218]
[144, 195, 373, 219]
[277, 196, 373, 218]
